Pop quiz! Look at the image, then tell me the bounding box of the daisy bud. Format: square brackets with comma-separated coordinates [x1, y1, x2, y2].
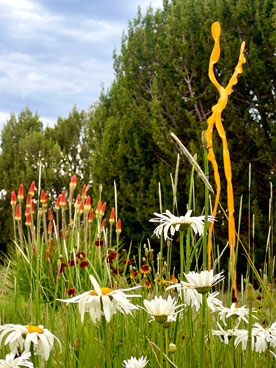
[10, 191, 16, 207]
[88, 209, 94, 223]
[18, 184, 24, 202]
[168, 343, 177, 353]
[116, 219, 122, 234]
[29, 181, 35, 197]
[84, 195, 91, 213]
[26, 193, 31, 208]
[109, 207, 115, 224]
[15, 204, 21, 221]
[70, 175, 77, 192]
[201, 130, 208, 146]
[99, 184, 102, 192]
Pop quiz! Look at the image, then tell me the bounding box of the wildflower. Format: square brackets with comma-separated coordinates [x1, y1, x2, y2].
[17, 185, 24, 202]
[10, 192, 16, 208]
[212, 323, 236, 344]
[100, 202, 106, 217]
[40, 190, 46, 204]
[70, 175, 77, 192]
[106, 251, 118, 263]
[15, 205, 21, 221]
[25, 214, 31, 227]
[140, 264, 151, 274]
[29, 181, 35, 197]
[55, 195, 61, 211]
[80, 260, 89, 269]
[122, 356, 148, 368]
[184, 270, 224, 294]
[116, 219, 122, 235]
[66, 288, 77, 297]
[100, 219, 106, 231]
[60, 191, 66, 208]
[25, 193, 31, 208]
[0, 324, 61, 361]
[143, 295, 183, 323]
[218, 303, 257, 326]
[88, 209, 94, 223]
[150, 209, 215, 240]
[95, 240, 104, 247]
[142, 279, 151, 289]
[81, 185, 87, 199]
[55, 262, 67, 273]
[0, 351, 33, 367]
[167, 282, 202, 311]
[206, 292, 223, 312]
[130, 270, 139, 280]
[68, 259, 78, 266]
[109, 208, 115, 224]
[76, 251, 86, 259]
[57, 275, 141, 323]
[74, 195, 81, 210]
[84, 196, 91, 213]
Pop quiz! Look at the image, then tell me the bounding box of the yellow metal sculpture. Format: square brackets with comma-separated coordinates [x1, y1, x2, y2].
[206, 22, 246, 300]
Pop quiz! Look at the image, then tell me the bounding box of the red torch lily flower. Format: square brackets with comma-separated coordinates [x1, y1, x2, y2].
[18, 184, 24, 202]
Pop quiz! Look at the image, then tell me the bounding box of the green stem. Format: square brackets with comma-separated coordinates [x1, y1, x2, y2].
[180, 230, 185, 281]
[200, 294, 206, 368]
[159, 324, 164, 368]
[102, 318, 112, 368]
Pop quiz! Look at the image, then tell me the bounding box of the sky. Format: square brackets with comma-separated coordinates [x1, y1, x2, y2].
[0, 0, 163, 128]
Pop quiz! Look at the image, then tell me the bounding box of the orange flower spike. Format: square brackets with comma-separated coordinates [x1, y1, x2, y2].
[60, 190, 66, 208]
[18, 184, 24, 202]
[46, 249, 50, 262]
[81, 185, 87, 199]
[26, 193, 31, 208]
[10, 191, 16, 208]
[96, 200, 101, 216]
[48, 220, 53, 234]
[74, 194, 81, 209]
[25, 213, 31, 226]
[55, 195, 61, 211]
[109, 207, 115, 224]
[29, 181, 35, 197]
[70, 175, 77, 192]
[88, 209, 94, 223]
[40, 190, 45, 204]
[84, 195, 91, 213]
[100, 202, 106, 217]
[43, 192, 48, 208]
[15, 204, 21, 221]
[100, 218, 106, 231]
[25, 207, 30, 216]
[31, 200, 35, 214]
[48, 208, 53, 221]
[116, 219, 122, 235]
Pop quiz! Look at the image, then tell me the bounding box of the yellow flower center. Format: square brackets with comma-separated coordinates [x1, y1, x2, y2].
[26, 326, 44, 334]
[89, 287, 113, 296]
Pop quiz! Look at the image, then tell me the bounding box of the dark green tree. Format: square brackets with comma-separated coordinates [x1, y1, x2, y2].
[88, 0, 276, 256]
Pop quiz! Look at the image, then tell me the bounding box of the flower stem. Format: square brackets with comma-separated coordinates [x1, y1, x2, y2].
[159, 324, 164, 368]
[102, 318, 112, 368]
[199, 294, 206, 368]
[180, 230, 185, 281]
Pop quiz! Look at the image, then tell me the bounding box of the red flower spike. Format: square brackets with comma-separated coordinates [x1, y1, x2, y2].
[40, 190, 45, 204]
[116, 219, 122, 234]
[15, 205, 21, 221]
[48, 208, 53, 221]
[84, 195, 91, 213]
[55, 195, 61, 210]
[31, 200, 35, 214]
[46, 249, 50, 262]
[79, 200, 84, 214]
[81, 185, 87, 198]
[18, 184, 24, 202]
[96, 200, 101, 216]
[60, 190, 66, 208]
[48, 220, 53, 234]
[26, 193, 31, 208]
[88, 209, 94, 223]
[49, 238, 53, 251]
[100, 218, 106, 231]
[109, 207, 115, 224]
[29, 181, 35, 197]
[25, 207, 30, 216]
[74, 194, 81, 209]
[100, 202, 106, 217]
[25, 213, 31, 226]
[70, 175, 77, 191]
[10, 191, 16, 207]
[80, 260, 89, 269]
[43, 192, 48, 208]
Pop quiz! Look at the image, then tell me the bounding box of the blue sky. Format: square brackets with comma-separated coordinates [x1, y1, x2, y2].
[0, 0, 163, 128]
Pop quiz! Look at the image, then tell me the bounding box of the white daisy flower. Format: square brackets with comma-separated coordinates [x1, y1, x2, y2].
[207, 292, 223, 312]
[234, 323, 276, 353]
[184, 270, 224, 294]
[212, 323, 236, 345]
[167, 282, 202, 311]
[122, 356, 148, 367]
[57, 275, 141, 323]
[143, 295, 183, 323]
[0, 352, 33, 368]
[150, 209, 215, 240]
[0, 325, 61, 361]
[218, 303, 257, 326]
